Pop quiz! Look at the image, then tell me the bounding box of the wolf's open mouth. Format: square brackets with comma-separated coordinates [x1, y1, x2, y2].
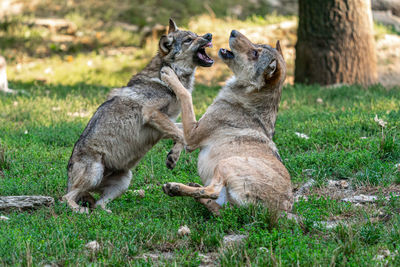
[219, 48, 234, 60]
[196, 42, 213, 67]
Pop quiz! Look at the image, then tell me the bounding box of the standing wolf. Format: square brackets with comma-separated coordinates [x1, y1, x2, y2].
[63, 19, 214, 213]
[161, 30, 293, 215]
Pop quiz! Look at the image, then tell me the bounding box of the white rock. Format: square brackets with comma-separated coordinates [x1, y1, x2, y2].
[373, 249, 392, 263]
[327, 179, 349, 189]
[342, 194, 377, 203]
[295, 132, 309, 139]
[339, 180, 349, 189]
[133, 189, 145, 198]
[178, 225, 191, 236]
[0, 215, 9, 221]
[317, 220, 346, 229]
[381, 249, 391, 257]
[223, 234, 247, 247]
[373, 254, 385, 261]
[85, 241, 100, 252]
[137, 252, 174, 260]
[327, 180, 337, 187]
[316, 98, 323, 103]
[294, 179, 316, 200]
[198, 252, 218, 266]
[294, 195, 308, 202]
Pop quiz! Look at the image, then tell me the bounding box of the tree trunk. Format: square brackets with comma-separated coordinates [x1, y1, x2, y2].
[295, 0, 378, 85]
[0, 196, 54, 210]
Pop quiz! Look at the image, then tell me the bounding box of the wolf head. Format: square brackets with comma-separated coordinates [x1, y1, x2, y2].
[219, 30, 286, 91]
[159, 19, 214, 72]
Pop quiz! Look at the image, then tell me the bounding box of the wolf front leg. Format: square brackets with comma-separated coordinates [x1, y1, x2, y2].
[143, 108, 185, 169]
[160, 66, 205, 148]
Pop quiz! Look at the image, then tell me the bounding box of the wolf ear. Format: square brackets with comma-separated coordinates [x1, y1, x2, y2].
[159, 35, 173, 55]
[168, 18, 178, 34]
[276, 40, 283, 57]
[265, 59, 277, 79]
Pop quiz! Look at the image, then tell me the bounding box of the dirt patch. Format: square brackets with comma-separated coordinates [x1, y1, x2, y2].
[133, 251, 219, 266]
[308, 183, 400, 200]
[376, 34, 400, 87]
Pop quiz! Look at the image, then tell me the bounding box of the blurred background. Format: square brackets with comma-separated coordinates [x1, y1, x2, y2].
[0, 0, 399, 88]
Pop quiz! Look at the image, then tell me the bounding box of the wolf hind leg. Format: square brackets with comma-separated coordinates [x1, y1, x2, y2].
[162, 164, 225, 199]
[195, 198, 222, 215]
[95, 170, 132, 213]
[63, 160, 104, 214]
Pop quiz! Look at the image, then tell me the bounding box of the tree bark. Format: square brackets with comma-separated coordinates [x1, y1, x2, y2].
[295, 0, 378, 85]
[0, 196, 54, 210]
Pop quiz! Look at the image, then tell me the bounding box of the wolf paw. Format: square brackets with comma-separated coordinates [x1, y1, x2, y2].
[95, 203, 112, 213]
[187, 182, 202, 187]
[73, 206, 90, 214]
[77, 193, 96, 209]
[101, 207, 112, 214]
[160, 66, 178, 85]
[166, 149, 179, 170]
[162, 182, 182, 197]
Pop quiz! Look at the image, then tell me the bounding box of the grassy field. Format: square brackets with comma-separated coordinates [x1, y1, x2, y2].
[1, 73, 400, 265]
[1, 6, 400, 265]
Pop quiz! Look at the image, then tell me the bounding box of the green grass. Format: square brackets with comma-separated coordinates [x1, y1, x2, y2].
[1, 2, 400, 265]
[1, 78, 400, 265]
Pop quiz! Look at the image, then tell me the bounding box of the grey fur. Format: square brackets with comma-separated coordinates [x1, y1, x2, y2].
[63, 20, 213, 213]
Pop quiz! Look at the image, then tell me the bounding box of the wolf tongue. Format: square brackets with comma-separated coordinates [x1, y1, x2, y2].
[198, 52, 205, 60]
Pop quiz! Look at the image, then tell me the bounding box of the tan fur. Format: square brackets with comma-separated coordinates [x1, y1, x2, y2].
[63, 19, 214, 213]
[161, 31, 293, 214]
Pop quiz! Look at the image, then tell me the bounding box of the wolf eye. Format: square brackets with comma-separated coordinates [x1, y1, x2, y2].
[252, 50, 259, 58]
[184, 38, 193, 44]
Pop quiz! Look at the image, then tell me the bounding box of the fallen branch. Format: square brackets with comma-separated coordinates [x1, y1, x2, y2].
[0, 196, 54, 210]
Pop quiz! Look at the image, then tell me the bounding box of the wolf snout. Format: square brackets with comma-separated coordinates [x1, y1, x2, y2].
[230, 30, 238, 38]
[203, 33, 212, 41]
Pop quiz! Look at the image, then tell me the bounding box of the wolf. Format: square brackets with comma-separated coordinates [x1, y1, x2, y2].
[160, 30, 293, 215]
[63, 19, 214, 213]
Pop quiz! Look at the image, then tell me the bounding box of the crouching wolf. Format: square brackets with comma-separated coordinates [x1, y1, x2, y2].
[63, 19, 214, 213]
[160, 30, 293, 215]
